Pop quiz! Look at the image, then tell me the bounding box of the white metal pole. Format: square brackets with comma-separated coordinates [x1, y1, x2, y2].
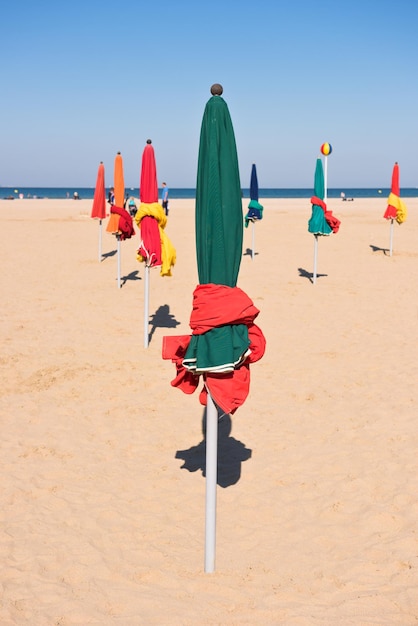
[313, 234, 318, 284]
[205, 391, 218, 573]
[251, 222, 255, 261]
[389, 219, 394, 257]
[144, 265, 150, 348]
[98, 219, 103, 262]
[324, 156, 328, 203]
[117, 236, 121, 288]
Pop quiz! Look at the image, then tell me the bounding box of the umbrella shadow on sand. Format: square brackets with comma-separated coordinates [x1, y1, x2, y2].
[243, 248, 258, 258]
[148, 304, 180, 344]
[298, 267, 328, 283]
[370, 244, 390, 255]
[175, 411, 252, 488]
[121, 270, 141, 286]
[101, 249, 117, 259]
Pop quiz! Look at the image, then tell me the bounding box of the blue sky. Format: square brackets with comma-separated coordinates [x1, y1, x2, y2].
[1, 0, 417, 188]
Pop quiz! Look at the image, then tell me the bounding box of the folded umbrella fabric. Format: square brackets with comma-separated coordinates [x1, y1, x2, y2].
[135, 202, 176, 276]
[162, 283, 266, 414]
[108, 205, 135, 240]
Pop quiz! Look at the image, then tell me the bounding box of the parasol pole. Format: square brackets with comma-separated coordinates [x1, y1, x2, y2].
[389, 218, 394, 257]
[117, 234, 121, 288]
[98, 219, 103, 262]
[321, 142, 332, 205]
[144, 264, 150, 347]
[205, 391, 218, 573]
[251, 221, 255, 260]
[324, 157, 328, 204]
[313, 234, 318, 284]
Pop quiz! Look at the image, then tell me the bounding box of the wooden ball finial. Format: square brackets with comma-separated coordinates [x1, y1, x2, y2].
[210, 83, 223, 96]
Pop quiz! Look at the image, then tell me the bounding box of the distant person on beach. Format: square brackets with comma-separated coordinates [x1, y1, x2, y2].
[127, 196, 137, 217]
[108, 187, 114, 206]
[161, 182, 169, 216]
[73, 191, 79, 200]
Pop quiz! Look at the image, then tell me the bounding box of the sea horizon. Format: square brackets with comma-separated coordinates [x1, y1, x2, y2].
[1, 186, 418, 201]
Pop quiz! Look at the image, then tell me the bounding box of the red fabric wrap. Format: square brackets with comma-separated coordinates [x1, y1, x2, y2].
[311, 196, 326, 211]
[110, 205, 135, 240]
[162, 284, 266, 414]
[310, 196, 341, 234]
[189, 284, 261, 334]
[138, 215, 162, 267]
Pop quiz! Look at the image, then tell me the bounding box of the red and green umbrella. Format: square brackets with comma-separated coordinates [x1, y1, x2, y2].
[163, 86, 265, 409]
[162, 84, 265, 572]
[183, 87, 253, 380]
[308, 157, 341, 283]
[308, 158, 331, 236]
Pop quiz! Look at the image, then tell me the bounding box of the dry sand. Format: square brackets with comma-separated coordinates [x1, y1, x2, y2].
[1, 196, 418, 625]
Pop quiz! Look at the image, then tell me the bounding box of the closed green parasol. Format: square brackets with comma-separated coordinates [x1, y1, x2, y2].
[308, 157, 331, 236]
[308, 156, 340, 284]
[183, 85, 251, 377]
[163, 85, 265, 573]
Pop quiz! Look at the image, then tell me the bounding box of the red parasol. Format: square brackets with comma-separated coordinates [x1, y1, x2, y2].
[91, 161, 106, 262]
[383, 162, 407, 224]
[383, 163, 408, 256]
[135, 139, 176, 346]
[383, 162, 407, 256]
[91, 162, 106, 220]
[383, 162, 400, 220]
[135, 140, 176, 275]
[140, 140, 158, 204]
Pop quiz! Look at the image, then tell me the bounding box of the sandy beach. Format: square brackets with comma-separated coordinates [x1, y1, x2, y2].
[1, 195, 418, 625]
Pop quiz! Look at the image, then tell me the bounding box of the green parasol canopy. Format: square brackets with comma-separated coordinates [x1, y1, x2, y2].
[308, 157, 332, 236]
[195, 90, 243, 286]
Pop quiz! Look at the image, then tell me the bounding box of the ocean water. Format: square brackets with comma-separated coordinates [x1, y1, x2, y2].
[1, 187, 417, 201]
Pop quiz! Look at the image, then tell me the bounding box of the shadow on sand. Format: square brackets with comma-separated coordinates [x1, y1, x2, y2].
[121, 270, 141, 286]
[298, 267, 328, 283]
[148, 304, 180, 345]
[175, 409, 252, 488]
[370, 244, 389, 255]
[101, 249, 117, 259]
[243, 247, 258, 258]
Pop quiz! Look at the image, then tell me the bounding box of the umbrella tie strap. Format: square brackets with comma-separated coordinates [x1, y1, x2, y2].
[138, 240, 156, 267]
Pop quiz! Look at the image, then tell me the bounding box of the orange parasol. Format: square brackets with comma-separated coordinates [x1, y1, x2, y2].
[114, 151, 125, 208]
[106, 152, 134, 287]
[106, 152, 125, 234]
